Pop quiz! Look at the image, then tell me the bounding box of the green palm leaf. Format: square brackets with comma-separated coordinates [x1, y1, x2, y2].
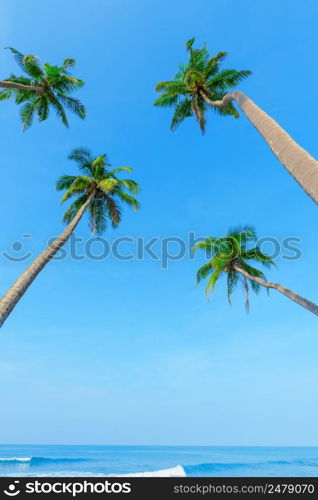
[20, 99, 38, 130]
[196, 262, 214, 283]
[109, 166, 133, 175]
[62, 194, 89, 224]
[56, 175, 78, 191]
[98, 179, 118, 194]
[56, 94, 86, 119]
[22, 55, 44, 80]
[0, 88, 13, 100]
[58, 149, 139, 234]
[170, 98, 192, 131]
[5, 47, 26, 71]
[117, 179, 140, 195]
[1, 47, 86, 129]
[46, 91, 69, 126]
[155, 39, 251, 131]
[115, 190, 140, 211]
[105, 196, 122, 228]
[62, 58, 76, 70]
[61, 177, 92, 202]
[227, 269, 239, 305]
[207, 69, 252, 91]
[88, 199, 108, 234]
[37, 95, 50, 121]
[195, 226, 276, 312]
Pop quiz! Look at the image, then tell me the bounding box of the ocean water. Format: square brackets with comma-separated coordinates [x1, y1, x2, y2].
[0, 445, 318, 477]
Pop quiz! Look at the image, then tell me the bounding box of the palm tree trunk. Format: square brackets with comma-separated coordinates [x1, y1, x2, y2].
[0, 81, 43, 92]
[0, 192, 94, 328]
[200, 89, 318, 205]
[233, 264, 318, 316]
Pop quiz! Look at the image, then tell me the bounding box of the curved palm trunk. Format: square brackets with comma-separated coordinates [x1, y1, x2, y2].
[0, 81, 43, 92]
[200, 89, 318, 205]
[233, 264, 318, 316]
[0, 192, 94, 328]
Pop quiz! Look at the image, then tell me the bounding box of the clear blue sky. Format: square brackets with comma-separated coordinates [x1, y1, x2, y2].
[1, 0, 318, 446]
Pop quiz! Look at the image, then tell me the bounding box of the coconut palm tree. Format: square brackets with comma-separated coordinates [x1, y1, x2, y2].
[155, 38, 318, 205]
[0, 148, 140, 328]
[193, 225, 318, 316]
[0, 47, 85, 130]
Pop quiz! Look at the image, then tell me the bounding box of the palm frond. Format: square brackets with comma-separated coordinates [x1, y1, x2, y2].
[62, 194, 89, 224]
[109, 166, 133, 175]
[154, 93, 180, 108]
[186, 37, 196, 50]
[69, 147, 93, 166]
[170, 98, 192, 131]
[211, 101, 239, 119]
[205, 51, 229, 78]
[154, 39, 251, 131]
[22, 54, 44, 80]
[205, 267, 223, 297]
[195, 225, 275, 312]
[62, 58, 76, 70]
[61, 177, 93, 202]
[14, 88, 34, 104]
[98, 178, 118, 194]
[91, 155, 109, 179]
[4, 74, 33, 86]
[241, 247, 276, 268]
[2, 49, 84, 129]
[117, 179, 140, 195]
[249, 279, 262, 295]
[237, 259, 267, 281]
[115, 190, 139, 211]
[20, 99, 38, 130]
[46, 91, 69, 126]
[191, 99, 206, 133]
[53, 75, 84, 93]
[0, 88, 13, 100]
[227, 269, 240, 305]
[5, 47, 26, 71]
[242, 275, 250, 313]
[227, 225, 257, 242]
[56, 94, 86, 119]
[155, 81, 187, 94]
[37, 95, 50, 121]
[58, 150, 139, 233]
[105, 195, 122, 227]
[89, 198, 108, 234]
[188, 45, 209, 73]
[193, 237, 223, 257]
[196, 262, 214, 283]
[207, 69, 252, 91]
[56, 175, 78, 191]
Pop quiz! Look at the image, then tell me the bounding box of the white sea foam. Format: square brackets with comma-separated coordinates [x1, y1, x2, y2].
[0, 461, 186, 478]
[114, 465, 186, 477]
[0, 457, 31, 462]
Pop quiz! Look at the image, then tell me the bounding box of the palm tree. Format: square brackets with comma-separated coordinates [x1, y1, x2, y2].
[0, 47, 85, 130]
[0, 148, 140, 328]
[193, 225, 318, 316]
[155, 38, 318, 205]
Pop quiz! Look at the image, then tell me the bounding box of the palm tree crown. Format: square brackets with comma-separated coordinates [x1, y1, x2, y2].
[154, 38, 251, 133]
[56, 148, 140, 233]
[193, 225, 275, 311]
[0, 47, 85, 130]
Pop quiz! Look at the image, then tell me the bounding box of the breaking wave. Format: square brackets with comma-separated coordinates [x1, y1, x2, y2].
[0, 457, 88, 465]
[114, 465, 186, 477]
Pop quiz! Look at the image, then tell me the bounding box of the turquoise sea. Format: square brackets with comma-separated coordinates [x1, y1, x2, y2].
[0, 446, 318, 477]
